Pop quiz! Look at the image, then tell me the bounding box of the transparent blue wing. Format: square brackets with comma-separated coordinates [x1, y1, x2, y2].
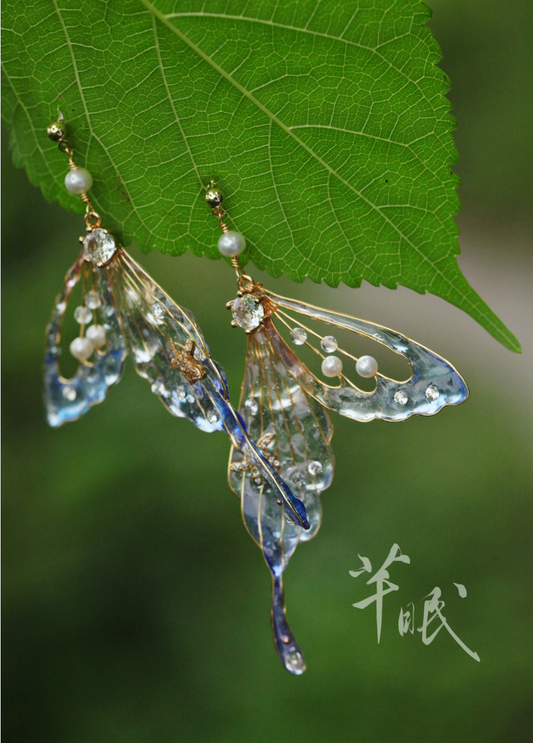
[263, 289, 469, 422]
[44, 252, 126, 427]
[229, 319, 334, 673]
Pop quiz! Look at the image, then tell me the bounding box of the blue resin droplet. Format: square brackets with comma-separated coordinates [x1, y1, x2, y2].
[271, 576, 306, 675]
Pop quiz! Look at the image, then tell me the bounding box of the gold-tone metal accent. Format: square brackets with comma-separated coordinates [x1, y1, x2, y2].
[58, 140, 74, 157]
[206, 181, 230, 230]
[47, 121, 64, 141]
[230, 432, 277, 485]
[84, 206, 102, 231]
[205, 181, 224, 209]
[170, 339, 207, 384]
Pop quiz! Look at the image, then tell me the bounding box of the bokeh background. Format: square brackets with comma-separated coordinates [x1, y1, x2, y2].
[3, 1, 532, 741]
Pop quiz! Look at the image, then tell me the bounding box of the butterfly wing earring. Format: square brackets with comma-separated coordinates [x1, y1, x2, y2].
[205, 183, 469, 673]
[229, 310, 335, 674]
[43, 119, 309, 530]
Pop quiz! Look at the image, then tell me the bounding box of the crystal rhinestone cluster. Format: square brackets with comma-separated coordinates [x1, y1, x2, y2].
[83, 229, 117, 266]
[231, 295, 265, 331]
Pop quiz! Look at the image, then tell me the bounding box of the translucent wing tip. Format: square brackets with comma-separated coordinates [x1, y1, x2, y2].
[271, 576, 306, 675]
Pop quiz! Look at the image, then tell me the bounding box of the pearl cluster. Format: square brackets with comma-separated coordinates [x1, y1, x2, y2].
[69, 289, 106, 361]
[289, 329, 380, 381]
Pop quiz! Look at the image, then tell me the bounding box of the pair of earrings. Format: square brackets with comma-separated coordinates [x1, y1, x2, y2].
[44, 117, 468, 675]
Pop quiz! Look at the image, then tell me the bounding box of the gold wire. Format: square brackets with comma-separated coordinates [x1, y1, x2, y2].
[208, 191, 254, 289]
[53, 124, 102, 232]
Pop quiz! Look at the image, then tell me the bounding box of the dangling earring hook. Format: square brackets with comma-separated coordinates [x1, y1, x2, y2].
[205, 180, 256, 292]
[47, 114, 101, 231]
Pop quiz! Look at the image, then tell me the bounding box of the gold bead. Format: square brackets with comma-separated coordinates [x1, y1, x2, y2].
[47, 122, 64, 141]
[205, 185, 224, 209]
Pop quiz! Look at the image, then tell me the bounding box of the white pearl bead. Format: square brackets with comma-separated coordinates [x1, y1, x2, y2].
[85, 324, 106, 348]
[218, 230, 246, 257]
[70, 336, 94, 360]
[356, 355, 378, 378]
[321, 355, 343, 377]
[65, 167, 93, 195]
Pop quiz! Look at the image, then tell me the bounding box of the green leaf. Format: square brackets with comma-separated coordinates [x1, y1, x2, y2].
[1, 0, 520, 352]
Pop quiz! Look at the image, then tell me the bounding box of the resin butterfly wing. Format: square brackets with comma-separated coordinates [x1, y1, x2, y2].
[106, 250, 309, 529]
[106, 249, 226, 432]
[259, 289, 469, 421]
[44, 252, 126, 427]
[229, 318, 334, 673]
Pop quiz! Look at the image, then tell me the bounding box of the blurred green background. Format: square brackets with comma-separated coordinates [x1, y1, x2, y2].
[2, 1, 532, 741]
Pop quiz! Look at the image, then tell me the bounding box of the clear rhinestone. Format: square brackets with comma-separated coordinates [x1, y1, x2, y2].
[151, 381, 166, 396]
[425, 385, 440, 402]
[244, 397, 258, 416]
[291, 471, 306, 485]
[186, 394, 195, 404]
[308, 460, 323, 476]
[62, 386, 77, 401]
[290, 327, 307, 345]
[207, 411, 219, 424]
[85, 290, 101, 310]
[394, 389, 409, 406]
[74, 306, 92, 324]
[177, 386, 187, 401]
[83, 229, 117, 266]
[231, 295, 265, 331]
[320, 335, 338, 353]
